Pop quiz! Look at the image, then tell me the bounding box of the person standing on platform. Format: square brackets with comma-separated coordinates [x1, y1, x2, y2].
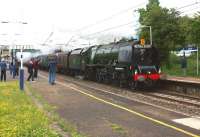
[9, 62, 13, 76]
[27, 58, 34, 81]
[180, 52, 187, 76]
[33, 58, 40, 79]
[12, 62, 16, 78]
[48, 56, 57, 85]
[15, 59, 19, 76]
[0, 58, 7, 81]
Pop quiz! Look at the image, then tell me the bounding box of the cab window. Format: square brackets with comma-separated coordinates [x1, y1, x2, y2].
[118, 45, 132, 63]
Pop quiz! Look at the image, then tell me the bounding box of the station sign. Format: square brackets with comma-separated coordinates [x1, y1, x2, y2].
[140, 38, 145, 46]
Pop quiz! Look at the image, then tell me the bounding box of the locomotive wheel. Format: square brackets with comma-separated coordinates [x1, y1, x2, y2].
[102, 74, 106, 83]
[96, 71, 101, 82]
[119, 73, 126, 88]
[119, 79, 124, 88]
[84, 71, 89, 80]
[144, 79, 154, 88]
[100, 72, 104, 83]
[144, 79, 155, 88]
[84, 68, 91, 80]
[129, 81, 138, 90]
[85, 68, 94, 80]
[104, 74, 111, 84]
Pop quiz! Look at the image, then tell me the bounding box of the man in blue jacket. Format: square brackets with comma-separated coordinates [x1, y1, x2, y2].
[0, 58, 7, 81]
[48, 57, 57, 85]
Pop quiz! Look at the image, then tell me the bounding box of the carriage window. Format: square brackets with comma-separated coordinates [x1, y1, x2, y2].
[104, 47, 112, 54]
[111, 45, 119, 53]
[96, 47, 104, 54]
[91, 47, 97, 60]
[82, 47, 90, 53]
[118, 45, 132, 63]
[104, 44, 113, 54]
[71, 49, 82, 55]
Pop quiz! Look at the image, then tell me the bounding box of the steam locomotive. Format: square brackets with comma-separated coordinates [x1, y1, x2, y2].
[38, 40, 161, 88]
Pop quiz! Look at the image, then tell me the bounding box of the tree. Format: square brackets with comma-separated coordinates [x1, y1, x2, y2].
[190, 14, 200, 45]
[139, 0, 181, 67]
[178, 16, 193, 48]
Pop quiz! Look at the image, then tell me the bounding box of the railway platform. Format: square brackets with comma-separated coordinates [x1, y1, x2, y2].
[165, 75, 200, 84]
[162, 75, 200, 97]
[26, 70, 200, 137]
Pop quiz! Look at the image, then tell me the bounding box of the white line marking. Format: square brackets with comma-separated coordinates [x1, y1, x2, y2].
[173, 117, 200, 130]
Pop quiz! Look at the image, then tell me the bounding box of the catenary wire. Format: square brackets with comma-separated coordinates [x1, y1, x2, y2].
[83, 1, 200, 38]
[73, 2, 146, 33]
[80, 22, 138, 38]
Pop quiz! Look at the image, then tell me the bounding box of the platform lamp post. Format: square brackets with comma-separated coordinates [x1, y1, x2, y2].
[0, 34, 8, 61]
[18, 22, 28, 91]
[0, 48, 2, 61]
[1, 21, 28, 90]
[197, 46, 199, 76]
[1, 22, 10, 60]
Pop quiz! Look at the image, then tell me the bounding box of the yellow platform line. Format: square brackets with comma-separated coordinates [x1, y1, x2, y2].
[40, 74, 200, 137]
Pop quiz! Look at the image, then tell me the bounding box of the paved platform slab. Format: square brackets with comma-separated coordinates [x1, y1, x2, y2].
[173, 117, 200, 130]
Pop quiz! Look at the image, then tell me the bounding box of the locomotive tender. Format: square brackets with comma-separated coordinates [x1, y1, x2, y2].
[38, 40, 161, 88]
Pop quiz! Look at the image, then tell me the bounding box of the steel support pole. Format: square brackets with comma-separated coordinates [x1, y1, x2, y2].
[197, 46, 199, 76]
[19, 68, 24, 90]
[140, 25, 152, 46]
[150, 26, 152, 46]
[13, 47, 16, 78]
[0, 49, 2, 60]
[19, 47, 24, 90]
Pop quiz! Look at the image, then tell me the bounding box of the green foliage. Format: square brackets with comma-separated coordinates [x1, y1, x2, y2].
[163, 53, 199, 77]
[139, 0, 181, 65]
[138, 0, 200, 67]
[178, 16, 193, 46]
[0, 81, 59, 137]
[110, 123, 125, 133]
[190, 15, 200, 45]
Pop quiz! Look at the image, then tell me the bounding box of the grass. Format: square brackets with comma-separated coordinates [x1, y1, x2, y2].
[107, 121, 127, 135]
[0, 81, 59, 137]
[162, 53, 200, 77]
[110, 123, 125, 133]
[26, 83, 87, 137]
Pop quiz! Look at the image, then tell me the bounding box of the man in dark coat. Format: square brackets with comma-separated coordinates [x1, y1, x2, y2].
[180, 52, 187, 76]
[27, 59, 34, 81]
[0, 58, 7, 81]
[15, 60, 19, 76]
[33, 58, 40, 79]
[9, 62, 13, 75]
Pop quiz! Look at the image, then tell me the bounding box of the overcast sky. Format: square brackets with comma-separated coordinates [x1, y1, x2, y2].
[0, 0, 199, 49]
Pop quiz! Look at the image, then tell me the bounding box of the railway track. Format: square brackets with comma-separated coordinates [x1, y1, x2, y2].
[140, 92, 200, 108]
[159, 91, 200, 101]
